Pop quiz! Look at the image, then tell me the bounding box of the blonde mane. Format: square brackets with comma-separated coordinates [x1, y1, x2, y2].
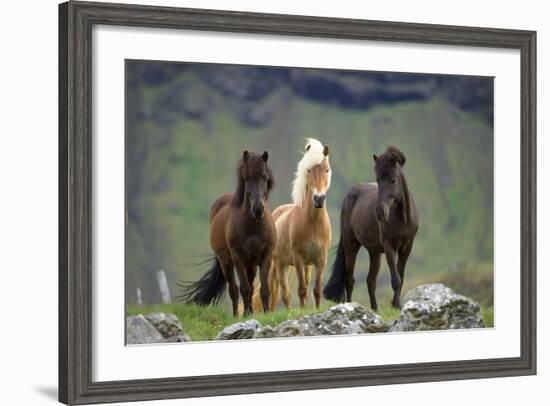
[291, 138, 331, 207]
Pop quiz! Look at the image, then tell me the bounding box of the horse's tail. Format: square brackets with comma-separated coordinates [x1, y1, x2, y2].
[323, 190, 358, 303]
[177, 257, 226, 305]
[322, 237, 347, 303]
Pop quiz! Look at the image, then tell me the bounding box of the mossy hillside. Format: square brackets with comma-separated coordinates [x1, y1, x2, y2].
[126, 65, 493, 309]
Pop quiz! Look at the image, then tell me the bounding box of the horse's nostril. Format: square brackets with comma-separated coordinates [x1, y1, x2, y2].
[313, 195, 326, 208]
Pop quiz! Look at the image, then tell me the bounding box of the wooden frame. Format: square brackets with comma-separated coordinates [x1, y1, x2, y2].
[59, 1, 537, 404]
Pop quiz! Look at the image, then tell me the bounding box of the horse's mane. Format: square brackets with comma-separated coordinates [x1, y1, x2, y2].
[232, 152, 274, 207]
[375, 145, 406, 173]
[291, 138, 331, 207]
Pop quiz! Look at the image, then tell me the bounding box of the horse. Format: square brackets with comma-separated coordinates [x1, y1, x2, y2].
[179, 150, 276, 316]
[268, 138, 332, 310]
[323, 146, 418, 310]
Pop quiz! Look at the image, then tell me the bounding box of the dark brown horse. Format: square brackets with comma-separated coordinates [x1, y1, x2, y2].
[179, 151, 276, 316]
[323, 146, 418, 309]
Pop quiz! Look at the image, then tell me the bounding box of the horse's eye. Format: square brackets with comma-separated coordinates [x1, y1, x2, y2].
[307, 169, 311, 173]
[326, 169, 330, 173]
[391, 179, 397, 184]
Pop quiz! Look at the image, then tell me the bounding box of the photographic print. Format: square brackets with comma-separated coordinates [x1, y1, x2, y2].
[59, 4, 536, 403]
[125, 60, 494, 344]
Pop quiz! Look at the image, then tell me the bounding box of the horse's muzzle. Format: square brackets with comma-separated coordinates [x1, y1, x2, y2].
[252, 205, 264, 219]
[313, 194, 326, 208]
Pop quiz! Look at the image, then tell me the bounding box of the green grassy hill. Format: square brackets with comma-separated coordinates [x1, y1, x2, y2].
[125, 62, 494, 310]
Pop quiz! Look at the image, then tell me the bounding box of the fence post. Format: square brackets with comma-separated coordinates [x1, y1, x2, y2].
[156, 269, 172, 304]
[136, 287, 142, 306]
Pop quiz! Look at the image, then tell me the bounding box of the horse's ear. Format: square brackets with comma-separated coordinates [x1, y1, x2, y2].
[373, 154, 378, 162]
[262, 151, 269, 162]
[243, 150, 250, 161]
[323, 145, 329, 156]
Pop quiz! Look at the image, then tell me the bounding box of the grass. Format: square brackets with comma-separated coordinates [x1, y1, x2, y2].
[482, 306, 494, 328]
[375, 306, 401, 322]
[127, 302, 334, 341]
[127, 301, 402, 341]
[127, 301, 493, 341]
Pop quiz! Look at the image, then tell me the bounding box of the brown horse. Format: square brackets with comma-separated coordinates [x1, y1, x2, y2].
[269, 138, 332, 310]
[323, 146, 418, 310]
[179, 151, 276, 316]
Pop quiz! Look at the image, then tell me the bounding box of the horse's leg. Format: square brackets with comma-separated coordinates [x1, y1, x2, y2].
[231, 251, 252, 315]
[305, 265, 313, 304]
[366, 250, 382, 311]
[383, 243, 402, 309]
[313, 255, 327, 310]
[295, 258, 308, 307]
[276, 262, 291, 308]
[397, 242, 413, 299]
[246, 265, 258, 313]
[268, 261, 279, 311]
[344, 240, 361, 302]
[258, 253, 272, 313]
[220, 259, 238, 316]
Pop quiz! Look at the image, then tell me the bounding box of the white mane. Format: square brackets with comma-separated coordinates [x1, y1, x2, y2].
[291, 138, 331, 207]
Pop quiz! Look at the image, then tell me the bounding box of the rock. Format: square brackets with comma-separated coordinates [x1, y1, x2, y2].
[212, 286, 485, 340]
[127, 313, 191, 344]
[390, 283, 485, 332]
[126, 315, 165, 344]
[215, 319, 262, 340]
[253, 325, 277, 339]
[145, 313, 191, 342]
[343, 320, 366, 334]
[254, 302, 391, 338]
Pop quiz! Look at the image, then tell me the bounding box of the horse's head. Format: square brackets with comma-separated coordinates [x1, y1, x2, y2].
[307, 144, 331, 209]
[238, 150, 274, 220]
[373, 146, 406, 222]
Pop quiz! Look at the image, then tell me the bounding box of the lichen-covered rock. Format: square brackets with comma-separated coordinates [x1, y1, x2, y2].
[215, 319, 261, 340]
[126, 315, 164, 344]
[145, 313, 191, 342]
[390, 284, 485, 332]
[254, 302, 390, 338]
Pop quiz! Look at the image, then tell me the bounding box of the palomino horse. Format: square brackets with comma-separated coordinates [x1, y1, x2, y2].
[323, 146, 418, 310]
[179, 151, 276, 316]
[269, 138, 332, 310]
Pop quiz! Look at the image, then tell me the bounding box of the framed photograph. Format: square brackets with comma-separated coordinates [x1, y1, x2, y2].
[59, 1, 536, 404]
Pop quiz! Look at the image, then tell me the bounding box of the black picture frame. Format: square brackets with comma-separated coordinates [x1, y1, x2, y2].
[59, 1, 537, 404]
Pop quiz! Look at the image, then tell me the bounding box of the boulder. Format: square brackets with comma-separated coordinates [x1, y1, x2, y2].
[126, 315, 165, 345]
[215, 319, 262, 340]
[390, 283, 485, 332]
[145, 313, 191, 342]
[127, 313, 191, 344]
[254, 302, 391, 339]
